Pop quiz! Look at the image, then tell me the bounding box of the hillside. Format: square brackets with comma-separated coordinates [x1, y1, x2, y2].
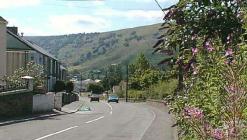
[26, 23, 164, 75]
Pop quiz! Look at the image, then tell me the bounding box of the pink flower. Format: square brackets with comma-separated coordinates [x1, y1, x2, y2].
[225, 48, 233, 56]
[212, 129, 225, 140]
[183, 106, 203, 119]
[229, 127, 237, 137]
[204, 41, 214, 52]
[192, 48, 198, 55]
[225, 85, 236, 94]
[192, 35, 197, 40]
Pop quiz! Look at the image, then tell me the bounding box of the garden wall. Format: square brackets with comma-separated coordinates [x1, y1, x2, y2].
[32, 92, 54, 113]
[54, 92, 63, 111]
[0, 90, 32, 118]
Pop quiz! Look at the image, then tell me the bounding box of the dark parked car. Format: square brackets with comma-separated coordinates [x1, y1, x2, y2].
[108, 95, 119, 103]
[90, 94, 100, 102]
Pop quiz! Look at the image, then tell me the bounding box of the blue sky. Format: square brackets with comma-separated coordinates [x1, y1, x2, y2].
[0, 0, 178, 36]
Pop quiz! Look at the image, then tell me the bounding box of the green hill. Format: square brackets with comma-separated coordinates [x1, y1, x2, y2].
[26, 23, 164, 75]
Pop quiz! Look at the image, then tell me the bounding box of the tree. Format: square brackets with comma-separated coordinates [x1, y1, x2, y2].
[102, 64, 123, 90]
[129, 53, 161, 90]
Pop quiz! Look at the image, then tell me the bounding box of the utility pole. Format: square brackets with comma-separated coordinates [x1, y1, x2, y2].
[126, 65, 128, 102]
[80, 73, 83, 92]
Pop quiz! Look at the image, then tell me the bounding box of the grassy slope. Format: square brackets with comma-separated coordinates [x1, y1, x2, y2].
[27, 23, 164, 75]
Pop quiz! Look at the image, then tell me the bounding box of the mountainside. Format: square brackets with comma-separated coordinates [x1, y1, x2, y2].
[26, 23, 164, 75]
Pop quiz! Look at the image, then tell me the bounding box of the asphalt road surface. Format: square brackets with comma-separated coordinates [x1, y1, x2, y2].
[0, 98, 176, 140]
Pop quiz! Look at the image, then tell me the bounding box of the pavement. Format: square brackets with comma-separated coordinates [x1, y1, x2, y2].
[61, 100, 84, 113]
[0, 97, 177, 140]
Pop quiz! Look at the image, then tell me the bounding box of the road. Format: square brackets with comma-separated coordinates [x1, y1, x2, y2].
[0, 98, 176, 140]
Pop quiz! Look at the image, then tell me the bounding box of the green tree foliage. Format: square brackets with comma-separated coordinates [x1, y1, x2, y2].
[129, 53, 161, 90]
[101, 64, 123, 90]
[4, 61, 45, 90]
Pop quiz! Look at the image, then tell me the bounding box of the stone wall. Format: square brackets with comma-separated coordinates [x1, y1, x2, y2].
[0, 91, 33, 118]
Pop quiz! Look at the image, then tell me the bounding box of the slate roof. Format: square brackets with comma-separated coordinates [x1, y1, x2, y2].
[0, 16, 8, 24]
[7, 30, 58, 61]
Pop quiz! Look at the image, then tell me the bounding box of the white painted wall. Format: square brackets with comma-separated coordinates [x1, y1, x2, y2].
[33, 92, 54, 113]
[54, 92, 63, 111]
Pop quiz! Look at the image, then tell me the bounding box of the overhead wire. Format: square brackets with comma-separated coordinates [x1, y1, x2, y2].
[153, 0, 164, 12]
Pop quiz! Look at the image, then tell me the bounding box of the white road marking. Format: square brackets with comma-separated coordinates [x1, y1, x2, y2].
[140, 110, 156, 139]
[105, 102, 113, 115]
[34, 126, 78, 140]
[85, 116, 104, 124]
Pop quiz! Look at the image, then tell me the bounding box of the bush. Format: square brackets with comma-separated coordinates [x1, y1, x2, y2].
[54, 81, 65, 92]
[3, 61, 45, 91]
[147, 79, 178, 100]
[128, 90, 146, 101]
[116, 90, 125, 98]
[66, 81, 74, 93]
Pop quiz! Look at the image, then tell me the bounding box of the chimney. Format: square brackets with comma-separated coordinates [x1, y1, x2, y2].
[0, 16, 7, 82]
[7, 26, 18, 35]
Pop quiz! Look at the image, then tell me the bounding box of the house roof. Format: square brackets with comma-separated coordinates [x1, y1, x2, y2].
[28, 41, 58, 61]
[7, 30, 33, 51]
[0, 16, 8, 24]
[7, 30, 58, 61]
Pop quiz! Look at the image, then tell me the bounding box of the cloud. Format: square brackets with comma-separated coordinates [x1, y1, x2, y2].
[49, 15, 110, 34]
[95, 8, 164, 21]
[0, 0, 41, 9]
[114, 0, 177, 3]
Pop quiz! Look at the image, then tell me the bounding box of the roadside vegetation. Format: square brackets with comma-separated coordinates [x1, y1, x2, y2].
[154, 0, 247, 139]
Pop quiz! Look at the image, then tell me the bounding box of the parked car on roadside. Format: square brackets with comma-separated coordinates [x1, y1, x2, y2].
[108, 95, 119, 103]
[90, 94, 100, 102]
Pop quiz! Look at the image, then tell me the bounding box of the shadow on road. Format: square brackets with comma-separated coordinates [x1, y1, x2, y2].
[0, 110, 76, 127]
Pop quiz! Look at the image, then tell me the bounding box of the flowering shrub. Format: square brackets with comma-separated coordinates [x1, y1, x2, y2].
[3, 61, 45, 90]
[154, 0, 247, 139]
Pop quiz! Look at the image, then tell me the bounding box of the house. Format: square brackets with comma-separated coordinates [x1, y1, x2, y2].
[0, 16, 67, 92]
[0, 17, 7, 83]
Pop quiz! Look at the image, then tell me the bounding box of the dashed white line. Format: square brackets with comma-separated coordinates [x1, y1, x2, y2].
[34, 126, 79, 140]
[85, 116, 104, 124]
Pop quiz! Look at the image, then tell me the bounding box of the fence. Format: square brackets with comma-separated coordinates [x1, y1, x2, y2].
[0, 83, 27, 93]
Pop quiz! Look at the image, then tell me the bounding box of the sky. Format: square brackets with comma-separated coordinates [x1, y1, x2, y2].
[0, 0, 178, 36]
